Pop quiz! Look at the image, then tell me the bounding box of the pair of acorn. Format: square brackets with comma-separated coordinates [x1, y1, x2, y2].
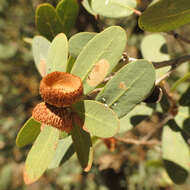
[32, 71, 83, 133]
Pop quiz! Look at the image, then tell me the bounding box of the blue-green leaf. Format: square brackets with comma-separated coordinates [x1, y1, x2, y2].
[141, 34, 170, 80]
[69, 32, 96, 58]
[96, 60, 156, 118]
[72, 100, 119, 138]
[32, 36, 50, 77]
[48, 136, 75, 169]
[91, 0, 137, 18]
[47, 33, 68, 74]
[71, 26, 127, 94]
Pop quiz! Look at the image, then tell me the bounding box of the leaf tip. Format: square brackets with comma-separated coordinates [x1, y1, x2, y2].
[38, 59, 46, 77]
[83, 164, 92, 172]
[23, 167, 36, 185]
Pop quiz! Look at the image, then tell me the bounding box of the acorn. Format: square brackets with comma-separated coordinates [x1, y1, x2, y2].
[40, 71, 83, 107]
[32, 102, 73, 133]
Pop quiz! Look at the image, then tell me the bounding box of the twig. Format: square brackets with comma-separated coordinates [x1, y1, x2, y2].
[143, 113, 173, 141]
[155, 69, 173, 84]
[122, 53, 190, 70]
[152, 54, 190, 69]
[133, 8, 142, 16]
[168, 31, 190, 44]
[143, 82, 178, 140]
[87, 53, 190, 98]
[116, 137, 160, 146]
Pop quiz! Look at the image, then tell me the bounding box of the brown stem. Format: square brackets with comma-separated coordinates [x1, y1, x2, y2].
[143, 113, 173, 141]
[168, 31, 190, 44]
[143, 82, 178, 140]
[155, 70, 173, 84]
[152, 54, 190, 69]
[116, 137, 160, 146]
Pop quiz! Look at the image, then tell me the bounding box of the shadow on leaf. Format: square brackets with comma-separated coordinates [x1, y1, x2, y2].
[183, 118, 190, 136]
[163, 159, 189, 184]
[160, 43, 168, 54]
[179, 86, 190, 106]
[130, 115, 149, 126]
[167, 120, 181, 132]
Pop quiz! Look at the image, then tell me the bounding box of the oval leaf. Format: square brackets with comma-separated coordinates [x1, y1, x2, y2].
[82, 0, 97, 16]
[141, 34, 170, 79]
[24, 126, 59, 184]
[48, 136, 75, 169]
[72, 100, 119, 138]
[139, 0, 190, 32]
[69, 32, 96, 58]
[141, 34, 170, 62]
[71, 26, 127, 94]
[32, 36, 50, 77]
[47, 33, 68, 74]
[16, 117, 41, 148]
[35, 3, 63, 41]
[91, 0, 137, 18]
[71, 116, 93, 171]
[96, 60, 156, 118]
[162, 125, 190, 184]
[56, 0, 79, 35]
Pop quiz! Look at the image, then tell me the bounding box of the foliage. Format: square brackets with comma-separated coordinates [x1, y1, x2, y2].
[138, 0, 190, 32]
[1, 0, 190, 189]
[36, 0, 78, 40]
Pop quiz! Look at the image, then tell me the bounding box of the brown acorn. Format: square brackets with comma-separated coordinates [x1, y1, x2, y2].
[32, 102, 73, 133]
[40, 71, 83, 107]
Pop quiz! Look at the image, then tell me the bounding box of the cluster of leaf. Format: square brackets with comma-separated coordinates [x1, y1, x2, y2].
[4, 0, 190, 188]
[36, 0, 78, 40]
[16, 26, 156, 184]
[80, 0, 190, 186]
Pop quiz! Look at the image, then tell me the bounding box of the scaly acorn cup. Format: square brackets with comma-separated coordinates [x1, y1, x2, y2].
[40, 71, 83, 107]
[32, 102, 73, 133]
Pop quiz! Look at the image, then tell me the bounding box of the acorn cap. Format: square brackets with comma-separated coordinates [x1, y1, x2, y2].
[40, 71, 83, 107]
[32, 102, 73, 132]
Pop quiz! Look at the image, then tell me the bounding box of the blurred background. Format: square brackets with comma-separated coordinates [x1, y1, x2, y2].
[0, 0, 190, 189]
